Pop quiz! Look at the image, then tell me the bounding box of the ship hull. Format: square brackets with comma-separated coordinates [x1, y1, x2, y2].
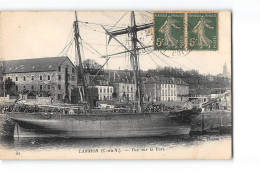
[8, 111, 200, 138]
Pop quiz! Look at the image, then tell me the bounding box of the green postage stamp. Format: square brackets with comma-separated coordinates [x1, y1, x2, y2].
[153, 13, 185, 50]
[154, 11, 218, 51]
[188, 13, 218, 50]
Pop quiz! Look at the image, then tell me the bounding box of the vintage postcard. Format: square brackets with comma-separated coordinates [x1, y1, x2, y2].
[0, 11, 232, 160]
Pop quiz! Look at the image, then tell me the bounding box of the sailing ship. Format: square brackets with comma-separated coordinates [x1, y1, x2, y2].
[7, 11, 201, 138]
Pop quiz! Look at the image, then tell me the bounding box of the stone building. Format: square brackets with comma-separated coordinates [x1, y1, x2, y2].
[113, 77, 136, 102]
[105, 69, 136, 102]
[88, 75, 114, 101]
[143, 77, 161, 102]
[175, 78, 189, 101]
[1, 56, 77, 103]
[143, 76, 189, 102]
[143, 76, 178, 102]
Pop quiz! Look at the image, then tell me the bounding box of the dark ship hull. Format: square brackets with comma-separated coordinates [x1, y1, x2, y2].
[8, 109, 201, 138]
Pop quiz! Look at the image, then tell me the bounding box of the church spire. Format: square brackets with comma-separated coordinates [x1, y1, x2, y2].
[223, 62, 228, 78]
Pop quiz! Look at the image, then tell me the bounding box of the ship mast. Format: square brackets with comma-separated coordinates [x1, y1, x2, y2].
[74, 11, 88, 102]
[130, 11, 141, 112]
[102, 11, 152, 113]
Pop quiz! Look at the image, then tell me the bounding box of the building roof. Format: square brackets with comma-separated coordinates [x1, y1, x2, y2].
[144, 76, 175, 84]
[175, 78, 189, 86]
[1, 56, 73, 74]
[113, 76, 134, 84]
[105, 69, 134, 83]
[89, 75, 112, 86]
[144, 76, 189, 86]
[189, 88, 211, 95]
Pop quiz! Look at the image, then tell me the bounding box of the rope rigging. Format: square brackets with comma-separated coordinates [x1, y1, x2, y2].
[108, 11, 129, 31]
[57, 11, 211, 84]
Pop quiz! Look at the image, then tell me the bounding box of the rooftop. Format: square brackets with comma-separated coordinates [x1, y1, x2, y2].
[89, 75, 112, 86]
[1, 56, 73, 74]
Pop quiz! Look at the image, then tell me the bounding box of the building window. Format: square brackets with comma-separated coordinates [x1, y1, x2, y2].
[71, 76, 75, 81]
[16, 77, 18, 81]
[23, 86, 26, 90]
[48, 75, 50, 81]
[40, 75, 42, 80]
[23, 76, 26, 81]
[40, 85, 42, 90]
[131, 87, 133, 92]
[58, 85, 61, 90]
[31, 86, 34, 90]
[31, 76, 34, 81]
[58, 75, 61, 81]
[58, 66, 61, 72]
[47, 85, 50, 90]
[110, 88, 112, 93]
[72, 68, 75, 73]
[100, 88, 102, 93]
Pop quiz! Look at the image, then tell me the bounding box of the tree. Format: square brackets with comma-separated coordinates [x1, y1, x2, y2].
[4, 78, 17, 96]
[82, 59, 104, 75]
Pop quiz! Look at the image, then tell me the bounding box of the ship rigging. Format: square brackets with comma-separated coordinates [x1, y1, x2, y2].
[7, 11, 202, 138]
[72, 11, 153, 113]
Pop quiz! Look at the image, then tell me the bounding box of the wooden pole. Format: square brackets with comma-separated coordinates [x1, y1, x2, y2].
[74, 11, 88, 102]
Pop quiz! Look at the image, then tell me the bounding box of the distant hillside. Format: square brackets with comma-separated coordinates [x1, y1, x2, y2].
[147, 67, 230, 91]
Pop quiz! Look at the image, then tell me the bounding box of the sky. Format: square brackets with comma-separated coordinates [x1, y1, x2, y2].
[0, 11, 231, 75]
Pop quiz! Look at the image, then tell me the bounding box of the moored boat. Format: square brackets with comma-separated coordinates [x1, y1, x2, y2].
[6, 11, 203, 138]
[9, 108, 201, 138]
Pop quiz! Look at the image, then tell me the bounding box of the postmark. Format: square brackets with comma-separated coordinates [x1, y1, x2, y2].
[154, 12, 185, 50]
[187, 13, 218, 50]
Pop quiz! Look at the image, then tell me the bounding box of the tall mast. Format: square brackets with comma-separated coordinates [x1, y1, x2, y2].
[74, 11, 88, 102]
[130, 11, 142, 112]
[102, 11, 152, 113]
